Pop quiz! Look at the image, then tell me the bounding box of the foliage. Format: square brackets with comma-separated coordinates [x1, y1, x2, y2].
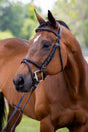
[0, 30, 14, 40]
[0, 0, 40, 40]
[0, 1, 25, 38]
[20, 17, 38, 40]
[29, 4, 36, 20]
[53, 0, 88, 48]
[0, 0, 88, 46]
[84, 19, 88, 47]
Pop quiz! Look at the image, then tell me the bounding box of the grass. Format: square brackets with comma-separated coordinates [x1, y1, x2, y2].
[15, 115, 69, 132]
[85, 57, 88, 62]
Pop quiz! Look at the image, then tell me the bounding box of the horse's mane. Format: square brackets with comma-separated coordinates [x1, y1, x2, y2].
[57, 20, 70, 30]
[37, 20, 70, 31]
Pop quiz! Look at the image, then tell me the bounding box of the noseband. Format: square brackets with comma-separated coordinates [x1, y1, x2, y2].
[22, 25, 63, 85]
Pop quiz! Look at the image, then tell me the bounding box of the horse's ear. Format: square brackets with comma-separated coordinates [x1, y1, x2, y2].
[34, 9, 45, 25]
[48, 10, 58, 28]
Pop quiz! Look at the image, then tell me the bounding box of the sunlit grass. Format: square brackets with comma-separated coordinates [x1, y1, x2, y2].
[85, 57, 88, 62]
[15, 115, 69, 132]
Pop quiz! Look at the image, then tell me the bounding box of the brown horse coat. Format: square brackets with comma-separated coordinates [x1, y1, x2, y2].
[0, 38, 36, 131]
[0, 38, 69, 132]
[13, 11, 88, 132]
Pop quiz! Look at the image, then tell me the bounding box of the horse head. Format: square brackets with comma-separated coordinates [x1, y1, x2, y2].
[13, 10, 75, 93]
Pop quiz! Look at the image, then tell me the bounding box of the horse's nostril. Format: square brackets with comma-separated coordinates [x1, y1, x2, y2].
[13, 76, 24, 90]
[18, 76, 24, 86]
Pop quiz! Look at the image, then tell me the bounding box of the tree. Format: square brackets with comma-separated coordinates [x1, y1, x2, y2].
[19, 19, 37, 40]
[0, 1, 25, 38]
[0, 0, 41, 40]
[0, 30, 14, 40]
[83, 0, 88, 47]
[52, 0, 88, 48]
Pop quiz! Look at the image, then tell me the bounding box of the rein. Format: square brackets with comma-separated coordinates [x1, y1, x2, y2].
[2, 84, 37, 132]
[22, 25, 63, 84]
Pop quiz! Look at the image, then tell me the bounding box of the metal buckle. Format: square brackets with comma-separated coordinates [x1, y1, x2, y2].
[34, 70, 44, 82]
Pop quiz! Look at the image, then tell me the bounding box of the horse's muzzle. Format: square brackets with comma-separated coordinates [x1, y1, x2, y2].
[13, 75, 33, 92]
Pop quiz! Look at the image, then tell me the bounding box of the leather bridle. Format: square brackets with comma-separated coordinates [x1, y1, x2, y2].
[22, 25, 63, 85]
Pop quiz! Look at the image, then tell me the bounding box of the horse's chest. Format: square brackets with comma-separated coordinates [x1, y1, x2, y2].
[50, 103, 88, 128]
[49, 103, 73, 127]
[35, 87, 49, 120]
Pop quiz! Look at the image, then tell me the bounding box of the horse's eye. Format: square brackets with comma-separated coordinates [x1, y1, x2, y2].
[42, 41, 51, 48]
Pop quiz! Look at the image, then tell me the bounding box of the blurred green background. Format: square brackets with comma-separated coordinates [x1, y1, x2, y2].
[0, 0, 88, 49]
[1, 0, 88, 131]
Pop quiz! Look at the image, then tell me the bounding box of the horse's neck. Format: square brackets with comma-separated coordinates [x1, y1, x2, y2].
[63, 48, 88, 131]
[63, 44, 87, 99]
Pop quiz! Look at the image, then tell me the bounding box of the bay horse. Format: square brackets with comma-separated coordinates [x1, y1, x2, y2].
[13, 10, 88, 132]
[0, 22, 69, 131]
[0, 38, 38, 131]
